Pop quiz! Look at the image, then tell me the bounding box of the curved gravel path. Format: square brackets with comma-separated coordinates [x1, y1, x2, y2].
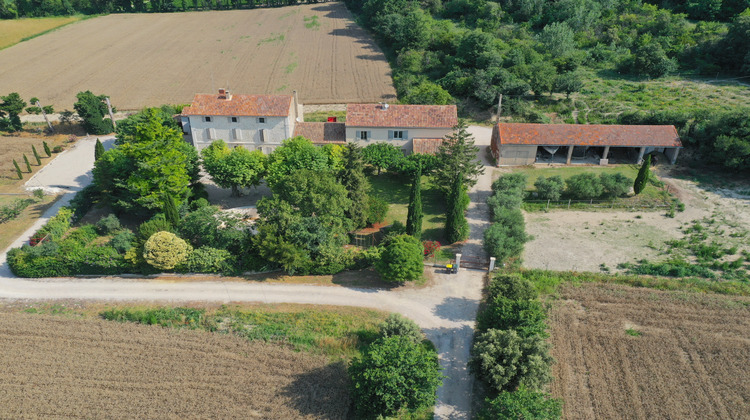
[0, 130, 494, 419]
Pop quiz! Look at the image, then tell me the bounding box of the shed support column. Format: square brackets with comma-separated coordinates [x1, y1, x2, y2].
[669, 148, 680, 164]
[566, 146, 574, 165]
[602, 146, 610, 160]
[637, 146, 646, 164]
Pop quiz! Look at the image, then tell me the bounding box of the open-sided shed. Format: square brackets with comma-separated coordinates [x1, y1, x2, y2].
[491, 123, 682, 166]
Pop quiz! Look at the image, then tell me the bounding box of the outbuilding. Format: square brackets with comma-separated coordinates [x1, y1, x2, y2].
[491, 123, 682, 166]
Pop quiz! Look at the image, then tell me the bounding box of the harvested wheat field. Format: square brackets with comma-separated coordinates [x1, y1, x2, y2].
[0, 16, 81, 50]
[0, 3, 396, 110]
[0, 312, 349, 419]
[548, 283, 750, 419]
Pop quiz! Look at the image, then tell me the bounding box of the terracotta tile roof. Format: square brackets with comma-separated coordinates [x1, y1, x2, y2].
[293, 122, 346, 143]
[182, 91, 292, 117]
[496, 123, 682, 147]
[346, 103, 457, 128]
[412, 138, 444, 155]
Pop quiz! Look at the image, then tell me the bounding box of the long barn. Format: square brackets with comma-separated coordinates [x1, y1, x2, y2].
[490, 123, 683, 166]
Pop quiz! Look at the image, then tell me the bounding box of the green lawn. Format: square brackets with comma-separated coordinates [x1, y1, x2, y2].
[368, 173, 446, 242]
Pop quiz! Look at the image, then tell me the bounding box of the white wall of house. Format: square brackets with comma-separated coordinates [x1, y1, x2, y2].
[345, 127, 451, 151]
[188, 103, 296, 153]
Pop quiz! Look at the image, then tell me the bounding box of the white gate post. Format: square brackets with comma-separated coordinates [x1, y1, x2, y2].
[455, 253, 462, 273]
[489, 257, 496, 272]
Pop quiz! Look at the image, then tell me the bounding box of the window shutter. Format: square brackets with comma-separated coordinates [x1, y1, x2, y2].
[388, 130, 393, 139]
[403, 130, 408, 139]
[367, 131, 372, 140]
[355, 130, 360, 140]
[234, 128, 243, 140]
[260, 129, 266, 142]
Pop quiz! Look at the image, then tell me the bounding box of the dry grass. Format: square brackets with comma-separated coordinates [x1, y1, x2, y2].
[0, 16, 81, 50]
[0, 133, 72, 190]
[0, 3, 396, 110]
[0, 310, 352, 419]
[548, 283, 750, 419]
[0, 195, 58, 252]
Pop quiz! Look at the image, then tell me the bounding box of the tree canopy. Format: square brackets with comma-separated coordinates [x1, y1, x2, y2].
[202, 140, 267, 197]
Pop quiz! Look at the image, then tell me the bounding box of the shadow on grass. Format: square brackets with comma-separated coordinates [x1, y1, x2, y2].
[281, 361, 352, 420]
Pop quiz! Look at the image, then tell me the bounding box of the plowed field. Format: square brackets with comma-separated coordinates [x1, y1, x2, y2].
[548, 283, 750, 419]
[0, 312, 349, 419]
[0, 2, 396, 110]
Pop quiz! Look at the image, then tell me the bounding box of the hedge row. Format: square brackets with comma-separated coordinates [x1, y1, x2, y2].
[484, 173, 529, 264]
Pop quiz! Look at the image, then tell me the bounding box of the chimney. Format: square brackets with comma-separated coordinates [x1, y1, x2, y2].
[218, 89, 231, 100]
[292, 90, 299, 121]
[380, 102, 389, 110]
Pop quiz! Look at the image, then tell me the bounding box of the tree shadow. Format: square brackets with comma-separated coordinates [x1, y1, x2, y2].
[432, 296, 480, 322]
[280, 361, 351, 420]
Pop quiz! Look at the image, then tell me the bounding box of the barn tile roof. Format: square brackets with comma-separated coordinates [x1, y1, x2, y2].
[346, 104, 457, 128]
[293, 122, 346, 143]
[412, 138, 444, 155]
[496, 123, 682, 147]
[182, 91, 293, 117]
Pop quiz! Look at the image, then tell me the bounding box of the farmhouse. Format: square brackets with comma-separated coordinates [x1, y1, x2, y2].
[491, 123, 683, 166]
[181, 89, 302, 153]
[346, 103, 457, 152]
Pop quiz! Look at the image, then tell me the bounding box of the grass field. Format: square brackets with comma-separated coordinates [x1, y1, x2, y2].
[0, 16, 81, 50]
[369, 173, 447, 242]
[0, 3, 396, 111]
[548, 283, 750, 419]
[0, 303, 389, 418]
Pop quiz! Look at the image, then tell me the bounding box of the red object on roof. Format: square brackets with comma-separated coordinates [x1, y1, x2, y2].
[293, 122, 346, 144]
[182, 90, 293, 117]
[412, 138, 444, 155]
[347, 103, 457, 128]
[327, 116, 337, 122]
[496, 123, 682, 147]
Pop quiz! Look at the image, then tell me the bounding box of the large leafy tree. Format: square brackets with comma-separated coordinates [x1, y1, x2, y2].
[349, 335, 442, 418]
[266, 136, 332, 188]
[434, 119, 485, 196]
[201, 140, 267, 197]
[0, 92, 26, 132]
[93, 109, 192, 216]
[339, 143, 371, 229]
[362, 143, 405, 175]
[375, 234, 424, 283]
[74, 90, 113, 135]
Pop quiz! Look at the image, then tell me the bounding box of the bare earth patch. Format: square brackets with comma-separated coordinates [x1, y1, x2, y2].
[548, 283, 750, 420]
[0, 3, 396, 110]
[0, 312, 349, 419]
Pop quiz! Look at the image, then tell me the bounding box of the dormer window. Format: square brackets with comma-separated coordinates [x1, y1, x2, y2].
[204, 116, 212, 122]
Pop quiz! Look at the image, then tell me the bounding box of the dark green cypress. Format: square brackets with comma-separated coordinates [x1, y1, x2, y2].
[43, 141, 51, 157]
[633, 154, 651, 195]
[339, 143, 370, 229]
[445, 174, 469, 244]
[95, 138, 105, 161]
[23, 154, 31, 172]
[32, 145, 41, 165]
[163, 195, 180, 227]
[406, 165, 423, 239]
[13, 159, 22, 179]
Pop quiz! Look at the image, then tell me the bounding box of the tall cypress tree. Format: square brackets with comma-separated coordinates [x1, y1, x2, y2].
[163, 194, 179, 227]
[23, 154, 31, 172]
[43, 141, 51, 157]
[406, 165, 423, 238]
[633, 154, 651, 195]
[13, 159, 22, 179]
[32, 145, 41, 165]
[95, 138, 105, 161]
[339, 143, 370, 229]
[445, 174, 469, 244]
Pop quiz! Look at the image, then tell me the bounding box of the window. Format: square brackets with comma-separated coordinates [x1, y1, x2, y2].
[257, 117, 266, 124]
[393, 130, 404, 139]
[389, 130, 408, 140]
[204, 116, 212, 122]
[359, 131, 368, 140]
[230, 117, 238, 123]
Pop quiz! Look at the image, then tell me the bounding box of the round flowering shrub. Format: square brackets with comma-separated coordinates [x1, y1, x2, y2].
[143, 231, 191, 271]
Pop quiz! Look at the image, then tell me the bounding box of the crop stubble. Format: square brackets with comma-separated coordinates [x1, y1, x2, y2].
[548, 283, 750, 419]
[0, 312, 349, 419]
[0, 3, 396, 110]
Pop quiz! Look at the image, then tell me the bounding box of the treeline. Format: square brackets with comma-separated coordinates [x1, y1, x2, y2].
[0, 0, 330, 18]
[340, 0, 750, 108]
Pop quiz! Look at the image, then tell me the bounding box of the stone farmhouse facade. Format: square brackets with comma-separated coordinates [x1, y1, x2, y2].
[180, 90, 456, 154]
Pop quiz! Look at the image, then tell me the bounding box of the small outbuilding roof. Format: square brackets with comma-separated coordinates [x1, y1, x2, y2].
[293, 122, 346, 143]
[496, 123, 682, 148]
[347, 103, 457, 128]
[412, 138, 444, 155]
[182, 90, 292, 117]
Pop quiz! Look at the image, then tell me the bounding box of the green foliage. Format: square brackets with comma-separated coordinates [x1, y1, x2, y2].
[142, 231, 191, 271]
[339, 143, 371, 229]
[445, 174, 470, 243]
[178, 205, 247, 255]
[554, 71, 583, 98]
[109, 230, 135, 253]
[469, 329, 553, 393]
[629, 39, 677, 78]
[137, 215, 172, 243]
[42, 141, 51, 157]
[599, 172, 632, 197]
[162, 194, 180, 227]
[349, 336, 442, 418]
[100, 307, 206, 329]
[0, 92, 25, 132]
[533, 176, 564, 200]
[73, 91, 113, 135]
[483, 219, 529, 263]
[633, 155, 651, 195]
[201, 140, 268, 196]
[366, 196, 389, 226]
[0, 198, 34, 224]
[434, 120, 485, 196]
[375, 234, 424, 283]
[272, 169, 352, 223]
[178, 246, 236, 274]
[406, 165, 423, 238]
[362, 143, 405, 175]
[479, 388, 562, 420]
[485, 173, 528, 263]
[12, 159, 22, 179]
[31, 145, 41, 165]
[266, 136, 332, 188]
[23, 154, 31, 172]
[95, 214, 121, 235]
[565, 173, 603, 199]
[379, 313, 424, 343]
[94, 138, 105, 161]
[478, 275, 547, 337]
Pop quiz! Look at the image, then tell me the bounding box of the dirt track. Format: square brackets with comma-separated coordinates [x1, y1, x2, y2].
[549, 283, 750, 419]
[0, 312, 348, 419]
[0, 3, 396, 110]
